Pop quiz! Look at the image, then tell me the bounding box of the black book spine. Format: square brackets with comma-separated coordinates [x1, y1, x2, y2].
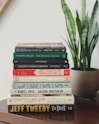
[14, 64, 69, 69]
[13, 59, 68, 64]
[8, 104, 74, 113]
[15, 47, 66, 52]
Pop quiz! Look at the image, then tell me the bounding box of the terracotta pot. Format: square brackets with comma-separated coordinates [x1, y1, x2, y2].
[70, 69, 99, 97]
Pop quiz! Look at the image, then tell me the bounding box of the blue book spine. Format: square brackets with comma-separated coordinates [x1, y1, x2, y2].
[12, 82, 71, 89]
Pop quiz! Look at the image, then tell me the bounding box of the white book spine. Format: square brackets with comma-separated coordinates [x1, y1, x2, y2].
[10, 88, 72, 95]
[13, 76, 70, 82]
[7, 95, 74, 105]
[16, 42, 64, 48]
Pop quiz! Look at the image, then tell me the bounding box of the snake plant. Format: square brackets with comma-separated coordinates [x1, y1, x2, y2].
[61, 0, 99, 70]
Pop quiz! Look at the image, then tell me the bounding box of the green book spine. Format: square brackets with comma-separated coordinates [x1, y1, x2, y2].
[14, 52, 67, 59]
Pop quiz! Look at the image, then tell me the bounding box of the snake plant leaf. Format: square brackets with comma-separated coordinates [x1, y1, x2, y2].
[76, 10, 83, 38]
[81, 20, 89, 50]
[62, 37, 79, 69]
[61, 0, 99, 70]
[89, 23, 99, 54]
[61, 0, 76, 44]
[88, 0, 98, 43]
[61, 36, 73, 51]
[81, 0, 86, 22]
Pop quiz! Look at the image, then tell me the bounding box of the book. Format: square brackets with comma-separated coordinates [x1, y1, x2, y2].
[15, 47, 66, 52]
[10, 88, 72, 95]
[13, 76, 70, 82]
[15, 42, 65, 48]
[13, 52, 67, 59]
[7, 95, 74, 105]
[14, 63, 69, 69]
[12, 82, 71, 89]
[13, 69, 70, 76]
[13, 59, 68, 64]
[8, 104, 74, 113]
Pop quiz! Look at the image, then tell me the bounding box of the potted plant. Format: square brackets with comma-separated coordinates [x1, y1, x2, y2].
[61, 0, 99, 98]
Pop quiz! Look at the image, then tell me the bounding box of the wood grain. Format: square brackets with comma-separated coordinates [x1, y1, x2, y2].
[0, 94, 99, 124]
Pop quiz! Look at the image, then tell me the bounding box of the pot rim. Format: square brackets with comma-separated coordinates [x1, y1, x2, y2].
[71, 68, 99, 71]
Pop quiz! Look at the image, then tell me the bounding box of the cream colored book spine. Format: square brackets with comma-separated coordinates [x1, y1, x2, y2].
[7, 95, 74, 105]
[16, 42, 65, 48]
[13, 76, 70, 83]
[10, 88, 72, 95]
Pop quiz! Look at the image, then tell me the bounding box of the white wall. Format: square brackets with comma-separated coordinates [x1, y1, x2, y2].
[0, 0, 99, 100]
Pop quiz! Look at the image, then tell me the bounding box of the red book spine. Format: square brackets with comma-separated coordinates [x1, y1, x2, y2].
[13, 69, 70, 76]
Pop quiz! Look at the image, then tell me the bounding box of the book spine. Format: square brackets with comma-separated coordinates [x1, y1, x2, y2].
[7, 95, 74, 105]
[15, 47, 66, 52]
[13, 59, 68, 64]
[10, 88, 72, 95]
[13, 76, 70, 83]
[8, 104, 74, 113]
[12, 82, 71, 89]
[14, 64, 69, 69]
[16, 42, 64, 48]
[13, 52, 67, 59]
[13, 69, 70, 76]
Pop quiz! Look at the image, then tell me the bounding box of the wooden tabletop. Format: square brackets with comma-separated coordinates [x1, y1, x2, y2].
[0, 94, 99, 124]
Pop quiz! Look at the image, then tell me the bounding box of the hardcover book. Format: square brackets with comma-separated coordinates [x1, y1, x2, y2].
[15, 47, 66, 52]
[10, 88, 72, 95]
[13, 59, 68, 64]
[7, 94, 74, 105]
[16, 42, 65, 48]
[8, 104, 74, 113]
[14, 63, 69, 69]
[13, 69, 70, 76]
[13, 52, 67, 59]
[12, 82, 71, 89]
[13, 76, 70, 82]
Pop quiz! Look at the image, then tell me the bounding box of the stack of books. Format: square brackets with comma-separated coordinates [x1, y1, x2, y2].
[7, 42, 74, 113]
